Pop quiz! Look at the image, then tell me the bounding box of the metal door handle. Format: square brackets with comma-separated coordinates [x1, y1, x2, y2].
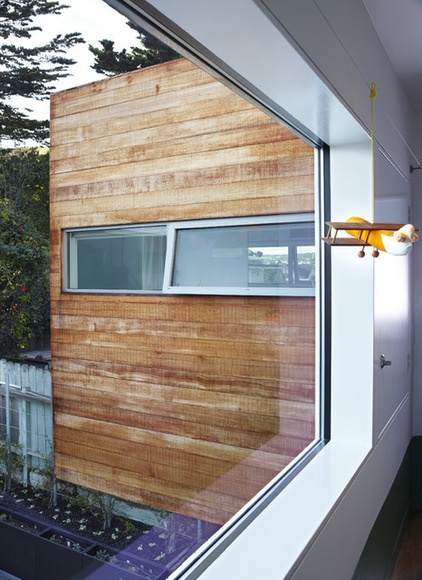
[380, 354, 392, 369]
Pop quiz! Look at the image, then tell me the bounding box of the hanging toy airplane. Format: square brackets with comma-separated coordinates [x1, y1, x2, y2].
[323, 216, 419, 257]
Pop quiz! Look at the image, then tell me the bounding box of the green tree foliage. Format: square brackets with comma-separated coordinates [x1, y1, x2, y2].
[89, 21, 179, 77]
[0, 0, 84, 143]
[0, 148, 50, 355]
[0, 439, 23, 492]
[0, 147, 49, 238]
[0, 199, 49, 355]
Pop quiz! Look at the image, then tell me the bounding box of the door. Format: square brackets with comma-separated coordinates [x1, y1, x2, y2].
[373, 197, 412, 440]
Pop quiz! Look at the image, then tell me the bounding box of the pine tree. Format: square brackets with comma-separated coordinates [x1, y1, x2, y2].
[89, 21, 179, 77]
[0, 0, 84, 143]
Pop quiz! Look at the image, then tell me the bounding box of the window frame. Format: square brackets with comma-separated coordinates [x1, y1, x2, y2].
[65, 224, 167, 293]
[63, 213, 316, 297]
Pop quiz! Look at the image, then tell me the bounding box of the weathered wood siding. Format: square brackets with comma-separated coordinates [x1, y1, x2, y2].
[50, 58, 315, 525]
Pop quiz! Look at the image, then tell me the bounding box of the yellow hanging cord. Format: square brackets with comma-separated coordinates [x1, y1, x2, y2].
[369, 82, 378, 221]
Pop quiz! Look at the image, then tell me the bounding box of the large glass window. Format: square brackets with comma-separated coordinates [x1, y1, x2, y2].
[53, 18, 326, 576]
[65, 214, 315, 296]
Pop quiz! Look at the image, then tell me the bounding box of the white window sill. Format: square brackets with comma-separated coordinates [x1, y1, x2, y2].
[174, 439, 370, 579]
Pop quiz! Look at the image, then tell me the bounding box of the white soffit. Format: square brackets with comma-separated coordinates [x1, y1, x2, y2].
[106, 0, 367, 146]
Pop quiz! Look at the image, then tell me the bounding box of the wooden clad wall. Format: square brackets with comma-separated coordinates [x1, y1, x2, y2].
[50, 58, 315, 525]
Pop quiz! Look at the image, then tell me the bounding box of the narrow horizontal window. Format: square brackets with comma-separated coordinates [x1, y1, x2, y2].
[169, 220, 315, 295]
[66, 226, 167, 291]
[64, 214, 315, 296]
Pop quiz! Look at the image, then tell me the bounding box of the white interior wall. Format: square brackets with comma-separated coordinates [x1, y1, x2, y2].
[108, 1, 417, 577]
[411, 112, 422, 435]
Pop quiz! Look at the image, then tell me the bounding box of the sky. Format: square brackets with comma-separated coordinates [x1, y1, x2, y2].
[40, 0, 139, 90]
[7, 0, 139, 145]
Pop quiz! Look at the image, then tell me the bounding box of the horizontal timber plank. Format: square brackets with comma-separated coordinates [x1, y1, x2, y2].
[53, 398, 312, 445]
[50, 159, 314, 203]
[51, 132, 310, 176]
[50, 195, 314, 230]
[50, 342, 314, 377]
[51, 122, 300, 171]
[51, 327, 313, 364]
[50, 314, 315, 344]
[52, 373, 283, 414]
[51, 60, 214, 117]
[51, 90, 251, 148]
[50, 142, 311, 191]
[50, 177, 314, 223]
[50, 109, 279, 163]
[53, 202, 315, 232]
[54, 413, 313, 470]
[54, 439, 278, 502]
[50, 294, 315, 322]
[50, 94, 253, 151]
[54, 441, 251, 498]
[53, 387, 280, 440]
[51, 359, 314, 400]
[51, 78, 238, 129]
[51, 59, 195, 106]
[54, 425, 291, 480]
[54, 412, 257, 464]
[53, 382, 313, 433]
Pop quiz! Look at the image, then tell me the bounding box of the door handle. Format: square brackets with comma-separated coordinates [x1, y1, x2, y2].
[380, 354, 392, 369]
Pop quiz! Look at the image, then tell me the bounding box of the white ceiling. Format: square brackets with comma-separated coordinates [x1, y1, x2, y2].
[111, 0, 422, 112]
[363, 0, 422, 111]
